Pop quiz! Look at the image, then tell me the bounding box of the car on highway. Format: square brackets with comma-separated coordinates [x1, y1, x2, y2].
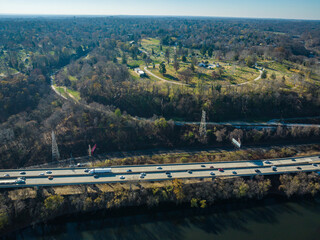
[140, 174, 145, 179]
[48, 176, 53, 180]
[39, 173, 44, 176]
[84, 169, 89, 173]
[141, 172, 146, 176]
[20, 171, 26, 175]
[16, 178, 25, 184]
[165, 171, 170, 175]
[167, 174, 172, 178]
[313, 163, 318, 167]
[210, 172, 215, 176]
[210, 166, 214, 169]
[218, 168, 224, 172]
[20, 176, 26, 180]
[201, 165, 206, 167]
[187, 170, 192, 174]
[156, 166, 162, 170]
[126, 169, 132, 173]
[46, 171, 52, 174]
[264, 160, 271, 164]
[232, 171, 237, 175]
[93, 174, 99, 178]
[272, 166, 277, 171]
[119, 176, 125, 180]
[297, 167, 302, 170]
[255, 169, 261, 174]
[4, 174, 9, 177]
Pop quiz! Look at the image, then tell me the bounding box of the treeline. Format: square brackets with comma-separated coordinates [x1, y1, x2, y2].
[0, 71, 48, 122]
[1, 173, 320, 235]
[0, 90, 319, 169]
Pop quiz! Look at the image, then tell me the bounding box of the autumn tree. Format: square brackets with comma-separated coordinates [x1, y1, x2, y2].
[178, 69, 193, 84]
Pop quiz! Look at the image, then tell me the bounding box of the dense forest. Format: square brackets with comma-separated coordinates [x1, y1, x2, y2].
[0, 16, 319, 168]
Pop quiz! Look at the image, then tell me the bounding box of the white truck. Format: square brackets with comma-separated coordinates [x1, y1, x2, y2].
[0, 178, 25, 185]
[88, 168, 112, 174]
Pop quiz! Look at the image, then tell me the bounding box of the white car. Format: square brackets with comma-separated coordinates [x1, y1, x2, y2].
[119, 176, 125, 180]
[39, 173, 44, 176]
[4, 174, 9, 177]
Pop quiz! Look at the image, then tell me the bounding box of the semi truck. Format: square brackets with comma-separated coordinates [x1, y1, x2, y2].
[88, 168, 112, 174]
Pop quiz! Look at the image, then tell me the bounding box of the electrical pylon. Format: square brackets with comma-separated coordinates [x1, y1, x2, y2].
[199, 110, 207, 143]
[52, 131, 60, 161]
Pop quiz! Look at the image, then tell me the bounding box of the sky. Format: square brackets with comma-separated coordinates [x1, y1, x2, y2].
[0, 0, 319, 20]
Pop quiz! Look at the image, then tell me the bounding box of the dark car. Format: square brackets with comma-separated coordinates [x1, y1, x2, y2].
[210, 166, 214, 169]
[297, 167, 302, 170]
[187, 170, 192, 174]
[255, 169, 261, 173]
[201, 165, 206, 167]
[218, 168, 224, 172]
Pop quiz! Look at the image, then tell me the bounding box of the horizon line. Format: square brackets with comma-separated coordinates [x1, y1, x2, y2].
[0, 13, 319, 21]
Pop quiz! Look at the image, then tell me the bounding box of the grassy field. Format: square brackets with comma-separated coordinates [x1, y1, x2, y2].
[139, 38, 263, 86]
[55, 85, 81, 101]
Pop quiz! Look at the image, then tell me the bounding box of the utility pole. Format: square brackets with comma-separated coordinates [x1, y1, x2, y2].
[88, 144, 92, 157]
[199, 110, 207, 143]
[52, 131, 60, 161]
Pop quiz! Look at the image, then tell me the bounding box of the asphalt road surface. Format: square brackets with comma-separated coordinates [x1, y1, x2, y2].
[1, 155, 319, 188]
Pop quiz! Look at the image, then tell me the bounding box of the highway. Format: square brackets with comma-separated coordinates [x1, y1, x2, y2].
[0, 155, 319, 188]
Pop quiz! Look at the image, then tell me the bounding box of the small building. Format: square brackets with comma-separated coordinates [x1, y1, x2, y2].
[134, 68, 146, 77]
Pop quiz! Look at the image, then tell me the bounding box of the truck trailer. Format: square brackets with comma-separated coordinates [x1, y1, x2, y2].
[88, 168, 112, 174]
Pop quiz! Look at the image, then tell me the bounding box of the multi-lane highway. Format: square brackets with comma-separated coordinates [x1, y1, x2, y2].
[0, 155, 319, 188]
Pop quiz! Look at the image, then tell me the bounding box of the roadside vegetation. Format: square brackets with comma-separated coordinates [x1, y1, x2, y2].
[91, 144, 320, 167]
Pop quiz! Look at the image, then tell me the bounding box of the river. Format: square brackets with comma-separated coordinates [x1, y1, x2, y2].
[13, 197, 320, 240]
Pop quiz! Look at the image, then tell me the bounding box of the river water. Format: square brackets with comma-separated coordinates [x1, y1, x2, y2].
[14, 197, 320, 240]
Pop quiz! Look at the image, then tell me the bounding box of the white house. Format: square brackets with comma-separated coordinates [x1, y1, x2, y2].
[134, 68, 146, 77]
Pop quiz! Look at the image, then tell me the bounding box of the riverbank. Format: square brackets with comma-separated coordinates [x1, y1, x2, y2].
[7, 195, 320, 240]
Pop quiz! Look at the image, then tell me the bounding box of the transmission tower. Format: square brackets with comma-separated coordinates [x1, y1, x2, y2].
[199, 110, 207, 143]
[52, 131, 60, 161]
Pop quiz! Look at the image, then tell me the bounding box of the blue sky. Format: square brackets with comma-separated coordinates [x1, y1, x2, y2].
[0, 0, 319, 20]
